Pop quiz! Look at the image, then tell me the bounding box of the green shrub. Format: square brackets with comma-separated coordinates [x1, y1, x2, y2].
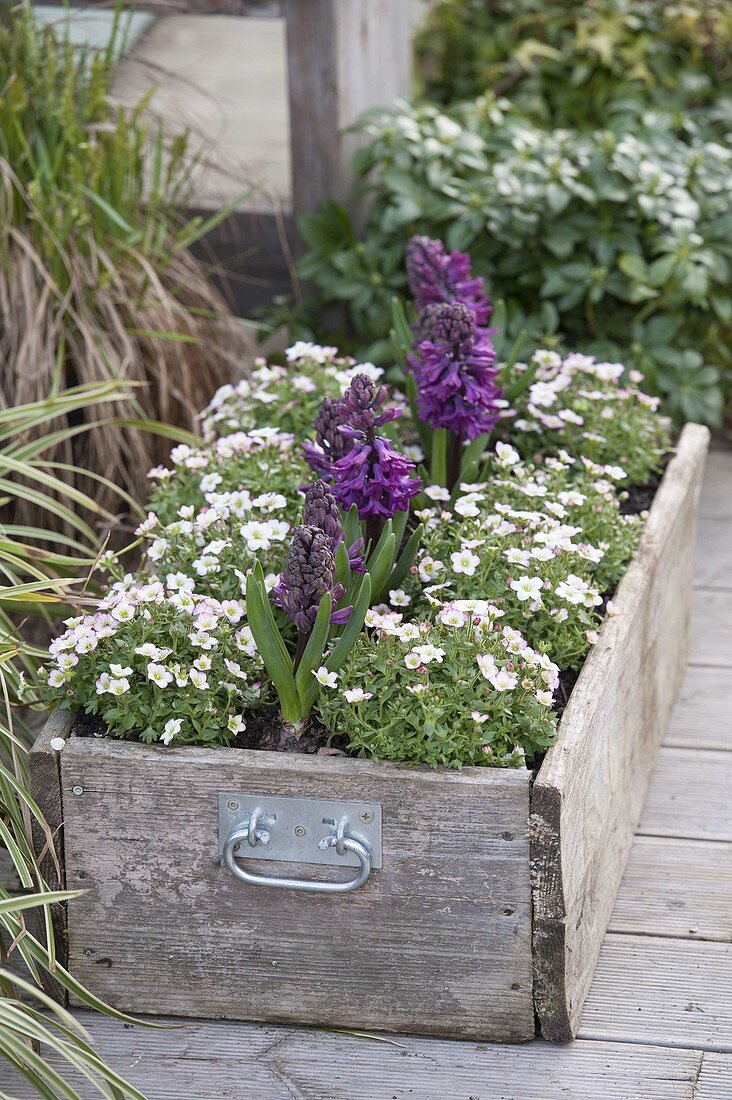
[415, 0, 732, 130]
[297, 100, 732, 425]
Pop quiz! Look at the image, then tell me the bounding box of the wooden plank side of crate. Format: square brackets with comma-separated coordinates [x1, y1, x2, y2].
[27, 708, 76, 1000]
[59, 741, 534, 1041]
[531, 423, 710, 1043]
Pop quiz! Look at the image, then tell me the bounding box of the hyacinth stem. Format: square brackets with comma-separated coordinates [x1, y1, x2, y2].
[365, 515, 383, 557]
[447, 431, 464, 492]
[293, 630, 309, 673]
[430, 427, 449, 488]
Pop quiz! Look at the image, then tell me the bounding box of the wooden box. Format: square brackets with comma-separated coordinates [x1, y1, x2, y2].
[30, 424, 709, 1043]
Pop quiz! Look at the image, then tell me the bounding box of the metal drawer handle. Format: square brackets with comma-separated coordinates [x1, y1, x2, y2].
[223, 810, 373, 895]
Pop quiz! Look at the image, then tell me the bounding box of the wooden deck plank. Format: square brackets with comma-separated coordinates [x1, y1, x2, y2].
[694, 516, 732, 589]
[689, 589, 732, 667]
[664, 665, 732, 751]
[638, 747, 732, 842]
[0, 1016, 706, 1100]
[579, 935, 732, 1052]
[609, 836, 732, 942]
[696, 1052, 732, 1098]
[698, 449, 732, 519]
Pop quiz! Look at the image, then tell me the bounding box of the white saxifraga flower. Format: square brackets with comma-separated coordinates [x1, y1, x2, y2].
[424, 485, 450, 502]
[160, 718, 183, 745]
[488, 668, 518, 692]
[509, 576, 543, 602]
[495, 442, 520, 466]
[107, 677, 131, 697]
[147, 663, 173, 689]
[389, 588, 411, 607]
[536, 689, 554, 707]
[47, 669, 69, 688]
[412, 644, 445, 665]
[312, 666, 338, 688]
[343, 688, 374, 703]
[227, 714, 247, 735]
[189, 669, 209, 690]
[438, 606, 466, 628]
[451, 549, 480, 576]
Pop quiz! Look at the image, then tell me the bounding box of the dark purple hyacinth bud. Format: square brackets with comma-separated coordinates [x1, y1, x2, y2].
[408, 301, 503, 442]
[302, 479, 366, 572]
[271, 525, 351, 633]
[302, 397, 353, 477]
[406, 235, 492, 328]
[336, 374, 401, 437]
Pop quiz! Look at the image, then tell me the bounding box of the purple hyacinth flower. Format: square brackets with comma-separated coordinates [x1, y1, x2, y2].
[271, 525, 351, 633]
[408, 301, 503, 442]
[302, 479, 366, 573]
[312, 374, 422, 521]
[406, 235, 492, 328]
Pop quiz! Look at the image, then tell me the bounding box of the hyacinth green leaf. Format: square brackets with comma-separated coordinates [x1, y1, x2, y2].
[459, 432, 491, 481]
[366, 531, 397, 606]
[295, 592, 332, 703]
[366, 517, 393, 563]
[490, 299, 508, 358]
[387, 523, 424, 593]
[343, 504, 361, 548]
[245, 566, 300, 723]
[389, 295, 413, 370]
[391, 508, 409, 554]
[325, 572, 371, 674]
[333, 540, 350, 590]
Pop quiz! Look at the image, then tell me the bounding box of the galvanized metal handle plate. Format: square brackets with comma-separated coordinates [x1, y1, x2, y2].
[219, 793, 382, 895]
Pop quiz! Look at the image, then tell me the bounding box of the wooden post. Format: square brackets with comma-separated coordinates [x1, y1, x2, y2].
[283, 0, 412, 223]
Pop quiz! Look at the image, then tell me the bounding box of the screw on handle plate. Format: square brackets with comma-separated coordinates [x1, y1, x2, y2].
[223, 810, 373, 894]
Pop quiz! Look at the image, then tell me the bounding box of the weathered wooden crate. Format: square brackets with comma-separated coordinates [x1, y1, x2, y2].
[30, 424, 709, 1043]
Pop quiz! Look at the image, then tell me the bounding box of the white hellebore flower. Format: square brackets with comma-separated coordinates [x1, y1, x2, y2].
[160, 718, 183, 745]
[312, 666, 338, 688]
[509, 575, 543, 602]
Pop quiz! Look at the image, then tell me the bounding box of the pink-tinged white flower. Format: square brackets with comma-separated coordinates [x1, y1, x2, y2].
[451, 549, 480, 576]
[188, 631, 218, 650]
[343, 687, 374, 703]
[235, 626, 257, 657]
[424, 485, 450, 502]
[107, 677, 131, 697]
[505, 547, 531, 567]
[95, 672, 111, 694]
[147, 539, 169, 562]
[195, 611, 220, 632]
[147, 663, 173, 689]
[509, 576, 543, 603]
[606, 600, 620, 617]
[221, 600, 245, 623]
[404, 651, 422, 670]
[586, 630, 600, 645]
[111, 602, 135, 623]
[312, 666, 338, 688]
[199, 473, 223, 493]
[438, 606, 466, 628]
[528, 381, 559, 408]
[286, 340, 338, 364]
[453, 493, 483, 518]
[558, 489, 586, 507]
[193, 655, 212, 672]
[476, 652, 498, 680]
[502, 626, 527, 654]
[109, 664, 132, 678]
[536, 689, 554, 707]
[603, 465, 627, 481]
[412, 644, 445, 665]
[471, 710, 490, 724]
[252, 492, 288, 512]
[406, 683, 427, 695]
[556, 574, 602, 608]
[389, 588, 411, 607]
[530, 546, 554, 562]
[495, 442, 520, 466]
[418, 556, 445, 583]
[224, 659, 249, 681]
[160, 718, 183, 745]
[170, 591, 195, 613]
[227, 714, 247, 735]
[489, 668, 518, 692]
[532, 349, 562, 370]
[135, 643, 170, 661]
[397, 623, 421, 642]
[47, 669, 69, 688]
[56, 653, 79, 671]
[171, 664, 188, 688]
[240, 520, 275, 551]
[189, 669, 209, 690]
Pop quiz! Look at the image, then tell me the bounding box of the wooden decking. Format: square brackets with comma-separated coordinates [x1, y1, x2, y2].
[2, 448, 731, 1098]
